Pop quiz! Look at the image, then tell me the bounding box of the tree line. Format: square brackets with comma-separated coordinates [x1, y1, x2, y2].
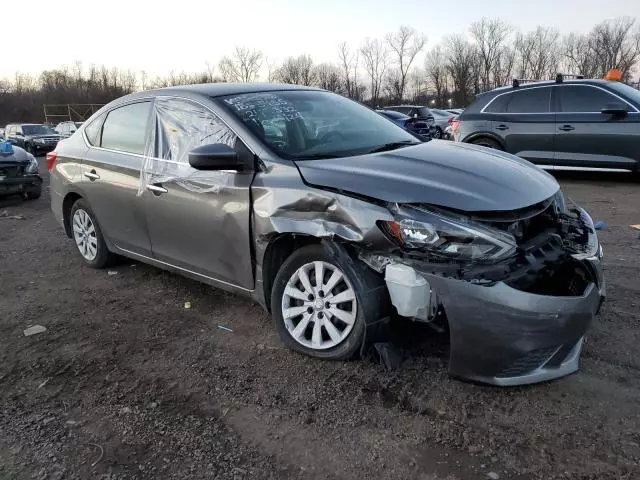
[1, 17, 639, 125]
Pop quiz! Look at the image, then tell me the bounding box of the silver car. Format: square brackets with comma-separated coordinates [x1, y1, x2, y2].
[49, 83, 605, 386]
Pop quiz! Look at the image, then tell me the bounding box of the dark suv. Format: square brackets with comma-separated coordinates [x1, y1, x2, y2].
[4, 123, 64, 156]
[453, 77, 640, 171]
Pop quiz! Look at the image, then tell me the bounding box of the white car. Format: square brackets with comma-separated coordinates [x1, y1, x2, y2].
[55, 121, 83, 138]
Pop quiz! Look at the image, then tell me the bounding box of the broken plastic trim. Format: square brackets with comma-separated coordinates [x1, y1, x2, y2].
[138, 97, 237, 196]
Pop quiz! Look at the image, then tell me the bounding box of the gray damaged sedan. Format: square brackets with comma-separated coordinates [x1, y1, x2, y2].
[48, 84, 605, 386]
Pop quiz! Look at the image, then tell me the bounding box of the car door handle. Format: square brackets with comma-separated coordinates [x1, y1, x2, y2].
[559, 125, 575, 131]
[83, 170, 100, 181]
[495, 124, 509, 131]
[147, 184, 168, 195]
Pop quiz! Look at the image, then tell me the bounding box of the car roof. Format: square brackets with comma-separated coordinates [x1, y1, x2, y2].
[131, 82, 322, 100]
[484, 79, 620, 96]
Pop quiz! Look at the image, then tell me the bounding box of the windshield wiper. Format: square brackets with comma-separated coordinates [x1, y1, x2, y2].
[367, 140, 420, 154]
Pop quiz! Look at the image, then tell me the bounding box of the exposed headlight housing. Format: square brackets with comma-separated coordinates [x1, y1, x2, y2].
[25, 154, 38, 173]
[382, 206, 517, 262]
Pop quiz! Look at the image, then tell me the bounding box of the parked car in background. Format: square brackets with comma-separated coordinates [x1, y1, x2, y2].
[428, 109, 457, 139]
[50, 83, 604, 386]
[55, 121, 83, 138]
[376, 109, 431, 138]
[4, 123, 64, 156]
[0, 142, 43, 200]
[453, 74, 640, 172]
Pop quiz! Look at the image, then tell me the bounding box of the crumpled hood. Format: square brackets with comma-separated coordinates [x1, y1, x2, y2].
[295, 141, 559, 212]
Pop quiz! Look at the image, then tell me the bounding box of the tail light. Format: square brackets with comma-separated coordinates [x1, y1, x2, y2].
[46, 151, 57, 172]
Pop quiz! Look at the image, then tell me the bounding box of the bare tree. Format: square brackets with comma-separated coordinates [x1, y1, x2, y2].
[492, 46, 516, 87]
[445, 34, 478, 107]
[383, 69, 402, 102]
[265, 57, 277, 82]
[407, 69, 427, 103]
[337, 41, 360, 99]
[588, 17, 640, 80]
[562, 33, 599, 78]
[470, 18, 512, 90]
[276, 55, 317, 85]
[515, 27, 560, 79]
[314, 63, 343, 92]
[425, 46, 449, 106]
[385, 26, 427, 101]
[360, 38, 388, 104]
[218, 47, 263, 83]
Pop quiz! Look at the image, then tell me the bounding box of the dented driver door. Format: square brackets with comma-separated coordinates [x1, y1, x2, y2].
[140, 97, 255, 290]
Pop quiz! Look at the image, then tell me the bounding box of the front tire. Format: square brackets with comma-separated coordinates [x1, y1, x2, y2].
[271, 244, 372, 360]
[69, 198, 115, 268]
[432, 127, 443, 139]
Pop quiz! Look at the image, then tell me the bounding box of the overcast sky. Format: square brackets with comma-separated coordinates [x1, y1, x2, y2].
[3, 0, 639, 79]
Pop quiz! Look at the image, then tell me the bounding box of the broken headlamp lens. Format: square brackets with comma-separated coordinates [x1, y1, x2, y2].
[384, 208, 517, 262]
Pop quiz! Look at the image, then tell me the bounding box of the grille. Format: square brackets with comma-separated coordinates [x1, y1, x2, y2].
[496, 346, 558, 378]
[0, 166, 22, 178]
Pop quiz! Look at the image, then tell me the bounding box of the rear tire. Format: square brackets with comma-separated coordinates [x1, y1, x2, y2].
[69, 198, 116, 269]
[471, 138, 502, 150]
[271, 244, 384, 360]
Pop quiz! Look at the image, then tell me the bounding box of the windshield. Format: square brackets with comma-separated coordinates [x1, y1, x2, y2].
[606, 82, 640, 106]
[431, 109, 454, 117]
[22, 124, 55, 135]
[379, 110, 409, 120]
[220, 90, 419, 159]
[415, 107, 433, 118]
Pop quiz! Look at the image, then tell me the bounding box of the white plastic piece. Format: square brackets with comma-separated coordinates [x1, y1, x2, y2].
[384, 263, 430, 319]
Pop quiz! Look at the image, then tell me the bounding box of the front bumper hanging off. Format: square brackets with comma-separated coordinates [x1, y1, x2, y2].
[378, 245, 605, 387]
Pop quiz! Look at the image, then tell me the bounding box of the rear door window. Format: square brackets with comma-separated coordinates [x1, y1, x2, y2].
[484, 95, 509, 113]
[101, 102, 151, 154]
[557, 86, 624, 113]
[506, 88, 551, 113]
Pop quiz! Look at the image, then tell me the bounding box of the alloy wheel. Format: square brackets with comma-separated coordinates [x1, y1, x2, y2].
[72, 209, 98, 261]
[281, 261, 357, 350]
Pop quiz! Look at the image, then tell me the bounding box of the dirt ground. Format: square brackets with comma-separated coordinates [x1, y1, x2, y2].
[1, 161, 639, 480]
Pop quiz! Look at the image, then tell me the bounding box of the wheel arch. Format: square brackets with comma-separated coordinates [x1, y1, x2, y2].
[62, 191, 83, 237]
[462, 131, 506, 149]
[261, 233, 323, 313]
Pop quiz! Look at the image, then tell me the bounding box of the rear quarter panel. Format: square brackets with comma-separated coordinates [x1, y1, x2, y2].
[49, 136, 88, 231]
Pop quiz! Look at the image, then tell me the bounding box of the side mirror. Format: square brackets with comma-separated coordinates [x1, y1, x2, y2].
[188, 143, 241, 171]
[601, 102, 628, 117]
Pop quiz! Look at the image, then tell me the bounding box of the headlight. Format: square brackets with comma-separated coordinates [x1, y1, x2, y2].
[35, 138, 45, 144]
[382, 206, 517, 262]
[25, 155, 38, 173]
[553, 189, 566, 213]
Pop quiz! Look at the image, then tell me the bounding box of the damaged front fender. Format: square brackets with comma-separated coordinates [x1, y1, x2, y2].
[249, 160, 396, 308]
